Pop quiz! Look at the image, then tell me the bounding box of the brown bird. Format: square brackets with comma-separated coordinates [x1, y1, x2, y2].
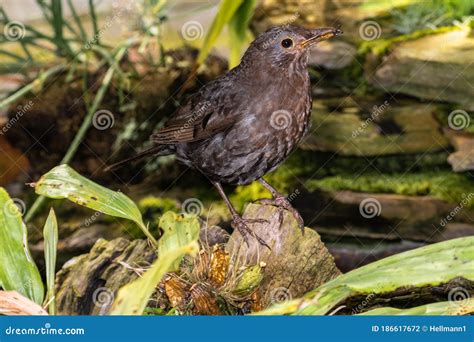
[106, 25, 342, 247]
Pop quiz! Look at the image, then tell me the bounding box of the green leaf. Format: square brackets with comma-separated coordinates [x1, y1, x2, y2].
[43, 208, 58, 315]
[0, 188, 44, 304]
[32, 164, 157, 246]
[158, 212, 200, 271]
[197, 0, 244, 65]
[257, 237, 474, 315]
[110, 242, 199, 315]
[228, 0, 256, 68]
[358, 298, 474, 315]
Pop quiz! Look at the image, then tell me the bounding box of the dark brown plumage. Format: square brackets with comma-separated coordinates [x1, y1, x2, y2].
[106, 26, 342, 247]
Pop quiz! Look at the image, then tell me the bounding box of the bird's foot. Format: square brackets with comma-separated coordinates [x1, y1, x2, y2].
[231, 215, 271, 249]
[258, 196, 305, 234]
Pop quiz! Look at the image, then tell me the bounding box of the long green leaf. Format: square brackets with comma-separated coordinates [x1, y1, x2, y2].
[228, 0, 256, 68]
[257, 237, 474, 315]
[196, 0, 244, 65]
[43, 208, 58, 314]
[0, 188, 44, 304]
[158, 212, 200, 271]
[110, 242, 198, 315]
[32, 164, 157, 246]
[359, 298, 474, 315]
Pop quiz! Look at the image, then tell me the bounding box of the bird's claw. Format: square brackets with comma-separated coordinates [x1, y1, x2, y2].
[257, 197, 305, 234]
[231, 216, 271, 250]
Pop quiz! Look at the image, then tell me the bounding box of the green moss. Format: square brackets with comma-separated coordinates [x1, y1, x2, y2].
[224, 149, 453, 210]
[229, 182, 271, 212]
[358, 25, 460, 56]
[138, 196, 180, 214]
[306, 171, 474, 207]
[275, 150, 449, 181]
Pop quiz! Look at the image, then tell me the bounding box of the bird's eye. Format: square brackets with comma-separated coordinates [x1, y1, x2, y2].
[281, 38, 293, 48]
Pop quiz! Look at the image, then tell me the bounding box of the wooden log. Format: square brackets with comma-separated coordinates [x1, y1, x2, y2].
[227, 203, 341, 306]
[55, 238, 156, 315]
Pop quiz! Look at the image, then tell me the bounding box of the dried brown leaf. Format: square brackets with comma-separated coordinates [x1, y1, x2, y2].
[194, 250, 210, 281]
[164, 274, 189, 311]
[209, 246, 229, 287]
[250, 289, 264, 312]
[190, 283, 222, 315]
[0, 291, 48, 315]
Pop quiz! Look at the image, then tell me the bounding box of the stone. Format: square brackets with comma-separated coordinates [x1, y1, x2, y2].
[302, 99, 450, 156]
[293, 190, 474, 242]
[368, 30, 474, 110]
[444, 129, 474, 172]
[309, 41, 357, 70]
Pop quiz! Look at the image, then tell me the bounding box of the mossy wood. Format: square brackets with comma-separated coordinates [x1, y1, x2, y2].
[227, 203, 341, 305]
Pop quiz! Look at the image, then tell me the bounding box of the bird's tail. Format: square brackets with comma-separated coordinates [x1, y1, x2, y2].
[104, 145, 165, 172]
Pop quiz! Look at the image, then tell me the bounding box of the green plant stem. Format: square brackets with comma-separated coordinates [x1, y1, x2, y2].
[0, 64, 65, 109]
[25, 46, 128, 222]
[50, 0, 75, 57]
[89, 0, 100, 45]
[139, 223, 159, 248]
[67, 0, 88, 42]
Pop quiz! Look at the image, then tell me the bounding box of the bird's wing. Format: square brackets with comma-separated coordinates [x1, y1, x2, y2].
[151, 81, 237, 144]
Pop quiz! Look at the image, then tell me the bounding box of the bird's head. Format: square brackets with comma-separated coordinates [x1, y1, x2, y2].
[241, 25, 342, 71]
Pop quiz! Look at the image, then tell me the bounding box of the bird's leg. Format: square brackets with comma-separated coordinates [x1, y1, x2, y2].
[212, 181, 270, 249]
[258, 178, 305, 233]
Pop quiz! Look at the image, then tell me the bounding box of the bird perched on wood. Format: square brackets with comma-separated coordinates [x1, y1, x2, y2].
[106, 25, 342, 247]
